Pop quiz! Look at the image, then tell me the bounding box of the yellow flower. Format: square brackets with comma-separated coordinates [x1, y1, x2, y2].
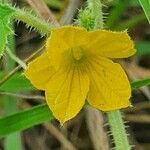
[24, 26, 136, 124]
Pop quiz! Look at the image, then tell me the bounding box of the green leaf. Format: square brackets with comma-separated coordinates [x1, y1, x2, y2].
[138, 0, 150, 23]
[0, 104, 53, 137]
[135, 41, 150, 57]
[0, 5, 15, 57]
[131, 78, 150, 90]
[114, 14, 146, 31]
[129, 0, 140, 6]
[106, 0, 129, 28]
[0, 73, 33, 91]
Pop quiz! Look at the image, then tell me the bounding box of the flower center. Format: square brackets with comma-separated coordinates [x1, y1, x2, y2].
[72, 47, 83, 60]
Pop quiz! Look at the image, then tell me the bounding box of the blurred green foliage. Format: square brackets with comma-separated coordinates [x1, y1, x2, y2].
[0, 73, 33, 92]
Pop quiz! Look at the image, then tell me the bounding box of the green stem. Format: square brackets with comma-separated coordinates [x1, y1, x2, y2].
[88, 0, 103, 29]
[107, 110, 131, 150]
[12, 8, 52, 34]
[6, 48, 27, 69]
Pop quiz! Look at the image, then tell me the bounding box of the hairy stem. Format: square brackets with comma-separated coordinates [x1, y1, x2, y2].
[107, 110, 131, 150]
[88, 0, 103, 29]
[12, 8, 52, 34]
[6, 48, 27, 69]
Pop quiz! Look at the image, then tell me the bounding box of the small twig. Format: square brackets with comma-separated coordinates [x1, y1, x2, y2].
[0, 91, 45, 101]
[6, 48, 27, 69]
[69, 115, 83, 144]
[125, 102, 150, 112]
[26, 0, 59, 26]
[0, 46, 44, 86]
[44, 122, 77, 150]
[60, 0, 81, 25]
[86, 106, 109, 150]
[125, 114, 150, 123]
[121, 61, 150, 79]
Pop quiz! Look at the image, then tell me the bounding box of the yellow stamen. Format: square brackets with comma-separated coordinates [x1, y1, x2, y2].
[72, 47, 83, 60]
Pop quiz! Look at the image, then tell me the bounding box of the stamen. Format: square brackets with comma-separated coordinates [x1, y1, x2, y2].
[72, 47, 83, 60]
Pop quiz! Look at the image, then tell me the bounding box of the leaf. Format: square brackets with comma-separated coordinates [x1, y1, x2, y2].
[131, 78, 150, 90]
[138, 0, 150, 23]
[0, 5, 15, 57]
[129, 0, 140, 6]
[106, 0, 129, 28]
[0, 2, 22, 149]
[0, 104, 53, 137]
[135, 41, 150, 57]
[114, 14, 146, 31]
[0, 73, 34, 91]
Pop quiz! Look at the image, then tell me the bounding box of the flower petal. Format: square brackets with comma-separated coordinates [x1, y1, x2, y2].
[45, 67, 89, 124]
[24, 52, 55, 90]
[87, 30, 136, 58]
[87, 56, 131, 111]
[46, 26, 88, 70]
